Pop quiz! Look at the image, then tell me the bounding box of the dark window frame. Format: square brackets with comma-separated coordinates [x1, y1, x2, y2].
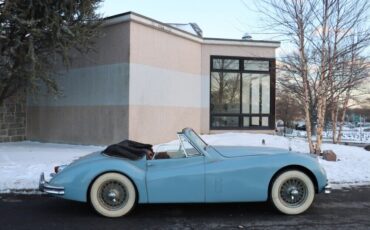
[210, 55, 276, 130]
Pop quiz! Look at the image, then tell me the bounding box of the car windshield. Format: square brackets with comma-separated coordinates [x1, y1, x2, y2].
[183, 128, 208, 151]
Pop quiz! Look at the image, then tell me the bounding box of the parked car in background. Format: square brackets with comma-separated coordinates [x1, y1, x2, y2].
[40, 128, 330, 218]
[295, 124, 306, 131]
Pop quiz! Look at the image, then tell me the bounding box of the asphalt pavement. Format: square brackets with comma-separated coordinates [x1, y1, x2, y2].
[0, 186, 370, 230]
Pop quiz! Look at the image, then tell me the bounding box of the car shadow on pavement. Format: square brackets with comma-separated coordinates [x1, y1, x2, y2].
[31, 194, 281, 218]
[133, 202, 278, 218]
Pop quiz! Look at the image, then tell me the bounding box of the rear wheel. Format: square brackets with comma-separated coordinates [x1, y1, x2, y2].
[90, 173, 136, 218]
[270, 170, 315, 215]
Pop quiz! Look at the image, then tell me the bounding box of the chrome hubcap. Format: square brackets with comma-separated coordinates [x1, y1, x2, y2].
[279, 178, 308, 207]
[108, 191, 117, 202]
[98, 180, 128, 210]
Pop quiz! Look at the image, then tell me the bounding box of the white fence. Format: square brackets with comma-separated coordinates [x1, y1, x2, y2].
[279, 128, 370, 143]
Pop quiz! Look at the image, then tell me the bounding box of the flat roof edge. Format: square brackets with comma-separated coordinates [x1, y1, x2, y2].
[103, 12, 280, 48]
[103, 11, 203, 42]
[204, 37, 280, 44]
[203, 38, 280, 48]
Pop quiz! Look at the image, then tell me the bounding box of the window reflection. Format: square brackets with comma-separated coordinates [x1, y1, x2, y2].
[261, 74, 270, 113]
[242, 73, 270, 115]
[251, 75, 260, 114]
[244, 60, 269, 71]
[213, 59, 239, 70]
[242, 77, 250, 113]
[211, 72, 240, 114]
[251, 116, 260, 126]
[211, 116, 239, 128]
[243, 117, 250, 127]
[262, 117, 269, 127]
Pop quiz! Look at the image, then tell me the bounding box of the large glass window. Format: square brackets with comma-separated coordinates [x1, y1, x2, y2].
[210, 72, 240, 114]
[261, 74, 270, 113]
[244, 60, 269, 71]
[213, 58, 239, 70]
[242, 73, 270, 114]
[211, 116, 239, 128]
[210, 57, 275, 129]
[250, 74, 260, 114]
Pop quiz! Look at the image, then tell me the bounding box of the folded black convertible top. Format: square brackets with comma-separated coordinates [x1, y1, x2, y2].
[103, 140, 153, 160]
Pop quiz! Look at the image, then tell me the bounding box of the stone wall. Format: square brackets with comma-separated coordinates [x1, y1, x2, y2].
[0, 91, 26, 142]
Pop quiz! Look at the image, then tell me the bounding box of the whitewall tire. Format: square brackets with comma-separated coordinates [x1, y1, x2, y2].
[90, 173, 136, 218]
[270, 170, 315, 215]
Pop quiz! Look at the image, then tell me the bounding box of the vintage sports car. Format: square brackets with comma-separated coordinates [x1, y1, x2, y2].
[39, 128, 331, 217]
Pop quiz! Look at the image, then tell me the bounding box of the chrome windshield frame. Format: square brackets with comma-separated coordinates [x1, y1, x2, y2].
[180, 128, 208, 155]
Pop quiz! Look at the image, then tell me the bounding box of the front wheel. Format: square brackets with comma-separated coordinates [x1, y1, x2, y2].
[270, 170, 315, 215]
[90, 173, 136, 218]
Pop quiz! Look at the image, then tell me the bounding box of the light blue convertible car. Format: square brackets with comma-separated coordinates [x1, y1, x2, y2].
[39, 128, 330, 217]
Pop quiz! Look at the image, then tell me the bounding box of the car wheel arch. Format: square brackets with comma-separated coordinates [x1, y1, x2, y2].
[268, 165, 319, 198]
[86, 170, 139, 205]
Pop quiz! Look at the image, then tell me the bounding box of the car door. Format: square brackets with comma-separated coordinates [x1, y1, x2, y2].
[146, 136, 205, 203]
[205, 153, 270, 202]
[146, 156, 205, 203]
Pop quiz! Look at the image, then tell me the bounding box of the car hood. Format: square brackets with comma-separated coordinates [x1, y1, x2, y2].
[212, 145, 293, 158]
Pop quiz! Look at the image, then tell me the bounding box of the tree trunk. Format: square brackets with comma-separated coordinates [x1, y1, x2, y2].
[303, 78, 314, 153]
[315, 96, 327, 154]
[314, 0, 330, 154]
[296, 3, 314, 153]
[331, 97, 339, 144]
[338, 88, 351, 143]
[330, 0, 340, 144]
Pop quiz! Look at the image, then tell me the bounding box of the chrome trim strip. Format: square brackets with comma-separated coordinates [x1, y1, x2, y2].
[39, 173, 65, 195]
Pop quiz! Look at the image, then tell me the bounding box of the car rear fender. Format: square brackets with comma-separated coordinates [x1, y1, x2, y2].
[49, 157, 148, 203]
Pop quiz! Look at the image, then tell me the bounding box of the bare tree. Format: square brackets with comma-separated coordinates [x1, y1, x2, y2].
[254, 0, 319, 153]
[335, 54, 369, 143]
[276, 84, 304, 130]
[253, 0, 370, 153]
[319, 0, 370, 144]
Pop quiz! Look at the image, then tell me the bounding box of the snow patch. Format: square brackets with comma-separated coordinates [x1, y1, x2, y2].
[0, 141, 102, 193]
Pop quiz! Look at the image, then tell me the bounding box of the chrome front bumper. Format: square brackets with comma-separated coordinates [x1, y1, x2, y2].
[324, 184, 332, 194]
[39, 173, 65, 195]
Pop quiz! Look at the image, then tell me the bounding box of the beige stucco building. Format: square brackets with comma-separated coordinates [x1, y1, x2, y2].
[27, 12, 280, 145]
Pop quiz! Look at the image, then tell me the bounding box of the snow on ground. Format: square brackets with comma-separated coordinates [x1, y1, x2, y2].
[0, 133, 369, 192]
[0, 142, 102, 193]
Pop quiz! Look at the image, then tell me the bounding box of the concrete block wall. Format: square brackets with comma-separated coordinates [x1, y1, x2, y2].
[0, 91, 26, 142]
